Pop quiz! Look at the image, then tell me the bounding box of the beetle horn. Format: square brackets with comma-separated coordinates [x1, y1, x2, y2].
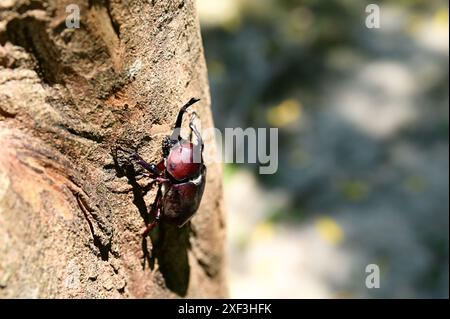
[171, 98, 200, 141]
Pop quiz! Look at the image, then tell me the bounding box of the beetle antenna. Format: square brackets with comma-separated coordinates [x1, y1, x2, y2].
[171, 98, 200, 141]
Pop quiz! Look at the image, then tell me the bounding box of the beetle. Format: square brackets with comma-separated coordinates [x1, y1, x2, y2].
[119, 98, 206, 237]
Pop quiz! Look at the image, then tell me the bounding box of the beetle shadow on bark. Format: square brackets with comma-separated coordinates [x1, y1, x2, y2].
[112, 150, 155, 268]
[151, 223, 191, 296]
[112, 149, 191, 296]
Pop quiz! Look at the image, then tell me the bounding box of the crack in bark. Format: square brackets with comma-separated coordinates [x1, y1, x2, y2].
[104, 0, 121, 39]
[14, 0, 46, 14]
[88, 0, 122, 72]
[4, 14, 65, 85]
[0, 107, 17, 119]
[59, 124, 105, 144]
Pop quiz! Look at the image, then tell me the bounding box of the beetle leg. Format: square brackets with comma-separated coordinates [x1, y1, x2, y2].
[132, 155, 162, 176]
[117, 146, 161, 177]
[141, 174, 170, 184]
[142, 185, 163, 237]
[142, 207, 161, 237]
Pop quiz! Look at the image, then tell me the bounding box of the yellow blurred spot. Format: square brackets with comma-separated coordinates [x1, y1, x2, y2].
[434, 8, 449, 28]
[266, 99, 302, 127]
[404, 176, 427, 193]
[315, 217, 344, 245]
[197, 0, 242, 28]
[285, 6, 314, 42]
[407, 15, 422, 35]
[342, 181, 370, 202]
[251, 222, 275, 242]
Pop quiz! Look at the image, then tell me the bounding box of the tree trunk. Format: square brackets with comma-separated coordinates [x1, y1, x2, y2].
[0, 0, 226, 298]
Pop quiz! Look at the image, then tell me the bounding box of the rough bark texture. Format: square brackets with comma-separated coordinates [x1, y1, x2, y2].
[0, 0, 226, 298]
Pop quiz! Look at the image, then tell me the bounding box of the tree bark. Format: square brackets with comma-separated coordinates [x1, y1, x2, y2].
[0, 0, 226, 298]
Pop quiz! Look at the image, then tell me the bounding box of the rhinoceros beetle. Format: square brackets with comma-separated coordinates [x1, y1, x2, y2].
[120, 98, 206, 237]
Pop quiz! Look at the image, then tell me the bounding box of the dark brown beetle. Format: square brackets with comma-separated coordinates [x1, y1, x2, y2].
[120, 98, 206, 236]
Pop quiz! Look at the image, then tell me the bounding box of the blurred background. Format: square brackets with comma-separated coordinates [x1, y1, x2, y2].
[197, 0, 449, 298]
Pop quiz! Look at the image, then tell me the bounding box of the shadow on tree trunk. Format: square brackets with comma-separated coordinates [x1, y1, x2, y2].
[112, 147, 190, 296]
